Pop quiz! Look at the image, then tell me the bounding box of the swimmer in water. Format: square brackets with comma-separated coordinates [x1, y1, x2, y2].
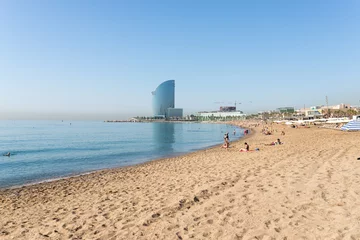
[3, 152, 11, 157]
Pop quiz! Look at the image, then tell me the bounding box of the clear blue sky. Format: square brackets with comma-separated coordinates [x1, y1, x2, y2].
[1, 0, 359, 120]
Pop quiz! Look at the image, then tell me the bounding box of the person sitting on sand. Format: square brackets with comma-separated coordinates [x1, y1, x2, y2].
[239, 142, 249, 152]
[265, 138, 283, 146]
[281, 130, 285, 135]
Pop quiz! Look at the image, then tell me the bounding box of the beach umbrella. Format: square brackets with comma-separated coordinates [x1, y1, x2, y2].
[341, 120, 360, 131]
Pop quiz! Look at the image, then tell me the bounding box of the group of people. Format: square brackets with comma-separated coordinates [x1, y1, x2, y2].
[222, 125, 284, 152]
[222, 129, 250, 149]
[220, 120, 291, 153]
[238, 138, 283, 152]
[222, 129, 254, 152]
[261, 126, 273, 135]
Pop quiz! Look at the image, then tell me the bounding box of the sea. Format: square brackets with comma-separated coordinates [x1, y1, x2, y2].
[0, 121, 244, 189]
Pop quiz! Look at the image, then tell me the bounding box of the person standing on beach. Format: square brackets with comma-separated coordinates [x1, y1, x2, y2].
[233, 129, 236, 135]
[223, 132, 230, 148]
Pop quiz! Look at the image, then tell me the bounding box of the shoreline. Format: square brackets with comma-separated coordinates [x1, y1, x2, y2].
[0, 123, 247, 192]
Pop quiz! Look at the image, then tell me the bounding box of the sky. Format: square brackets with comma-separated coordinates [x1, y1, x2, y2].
[1, 0, 359, 120]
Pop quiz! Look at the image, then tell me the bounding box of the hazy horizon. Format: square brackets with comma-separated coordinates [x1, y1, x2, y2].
[1, 1, 359, 120]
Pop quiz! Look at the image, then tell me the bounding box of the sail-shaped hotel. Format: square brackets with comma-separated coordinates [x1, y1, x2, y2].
[152, 80, 183, 118]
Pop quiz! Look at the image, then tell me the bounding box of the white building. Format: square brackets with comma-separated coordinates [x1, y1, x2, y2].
[325, 103, 351, 110]
[197, 111, 246, 118]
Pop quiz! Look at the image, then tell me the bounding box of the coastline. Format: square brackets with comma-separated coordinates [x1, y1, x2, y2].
[0, 123, 246, 191]
[2, 122, 359, 239]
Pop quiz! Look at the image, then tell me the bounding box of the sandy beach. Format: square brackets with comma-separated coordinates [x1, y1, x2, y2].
[1, 122, 360, 240]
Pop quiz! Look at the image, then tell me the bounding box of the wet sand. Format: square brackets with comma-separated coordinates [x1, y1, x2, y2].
[1, 123, 360, 239]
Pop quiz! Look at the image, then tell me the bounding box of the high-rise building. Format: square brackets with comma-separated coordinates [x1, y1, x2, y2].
[167, 108, 183, 119]
[152, 80, 175, 117]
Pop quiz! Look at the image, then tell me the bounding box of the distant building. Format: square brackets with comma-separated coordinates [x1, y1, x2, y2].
[152, 80, 175, 118]
[277, 107, 295, 113]
[167, 108, 183, 118]
[325, 103, 351, 110]
[128, 118, 140, 122]
[197, 104, 245, 119]
[151, 80, 184, 119]
[304, 106, 323, 117]
[306, 110, 323, 117]
[220, 106, 236, 112]
[197, 111, 246, 118]
[310, 106, 323, 110]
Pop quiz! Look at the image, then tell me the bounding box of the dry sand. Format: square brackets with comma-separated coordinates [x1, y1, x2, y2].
[1, 123, 360, 240]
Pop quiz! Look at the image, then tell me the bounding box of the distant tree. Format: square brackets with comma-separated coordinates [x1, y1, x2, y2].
[346, 109, 357, 118]
[332, 110, 340, 117]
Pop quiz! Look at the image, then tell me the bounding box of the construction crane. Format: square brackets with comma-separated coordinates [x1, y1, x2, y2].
[213, 101, 242, 110]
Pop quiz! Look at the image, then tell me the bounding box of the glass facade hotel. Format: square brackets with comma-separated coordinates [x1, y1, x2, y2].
[152, 80, 175, 117]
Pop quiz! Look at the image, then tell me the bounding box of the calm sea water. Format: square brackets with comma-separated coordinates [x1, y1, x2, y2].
[0, 121, 243, 188]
